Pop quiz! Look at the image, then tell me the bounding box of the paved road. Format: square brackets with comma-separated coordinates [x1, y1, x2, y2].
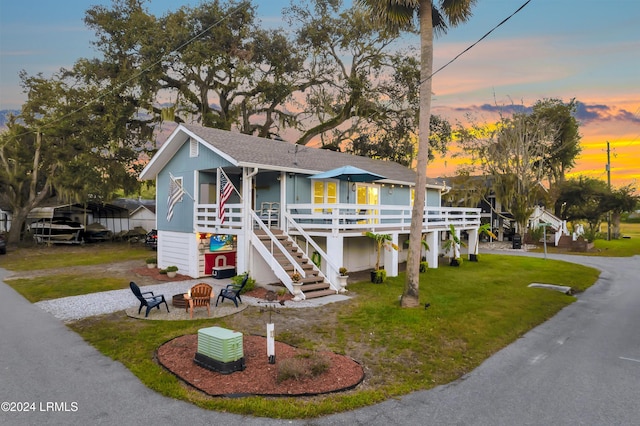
[1, 252, 639, 425]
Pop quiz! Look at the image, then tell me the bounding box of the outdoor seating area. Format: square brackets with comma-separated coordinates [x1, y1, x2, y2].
[184, 283, 212, 318]
[216, 274, 249, 308]
[126, 277, 256, 320]
[129, 281, 170, 318]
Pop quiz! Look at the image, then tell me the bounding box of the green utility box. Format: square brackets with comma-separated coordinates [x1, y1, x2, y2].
[194, 326, 245, 374]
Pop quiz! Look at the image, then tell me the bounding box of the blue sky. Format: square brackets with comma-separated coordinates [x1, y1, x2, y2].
[1, 0, 639, 186]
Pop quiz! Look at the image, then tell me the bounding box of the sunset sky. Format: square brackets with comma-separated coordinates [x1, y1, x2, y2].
[1, 0, 638, 190]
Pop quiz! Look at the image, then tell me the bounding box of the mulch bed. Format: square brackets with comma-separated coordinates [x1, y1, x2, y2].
[157, 334, 364, 397]
[132, 266, 195, 282]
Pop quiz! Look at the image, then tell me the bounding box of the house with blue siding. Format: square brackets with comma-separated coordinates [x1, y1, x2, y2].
[140, 124, 481, 300]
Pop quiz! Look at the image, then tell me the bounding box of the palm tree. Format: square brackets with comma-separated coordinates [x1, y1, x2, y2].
[358, 0, 476, 307]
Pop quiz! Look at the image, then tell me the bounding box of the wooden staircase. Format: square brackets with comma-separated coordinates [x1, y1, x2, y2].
[255, 230, 336, 299]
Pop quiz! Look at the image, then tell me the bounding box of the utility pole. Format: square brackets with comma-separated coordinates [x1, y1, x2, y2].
[606, 141, 611, 241]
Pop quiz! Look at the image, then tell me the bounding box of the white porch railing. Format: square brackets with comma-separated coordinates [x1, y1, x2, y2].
[285, 203, 481, 234]
[195, 203, 243, 233]
[195, 203, 481, 234]
[528, 205, 569, 246]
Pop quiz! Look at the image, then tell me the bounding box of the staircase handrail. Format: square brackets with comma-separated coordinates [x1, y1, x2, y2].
[250, 210, 306, 278]
[283, 211, 340, 291]
[249, 232, 295, 294]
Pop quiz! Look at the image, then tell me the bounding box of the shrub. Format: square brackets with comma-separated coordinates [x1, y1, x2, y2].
[419, 261, 428, 273]
[371, 269, 386, 283]
[145, 257, 157, 264]
[165, 265, 178, 272]
[339, 267, 348, 276]
[231, 273, 255, 294]
[276, 352, 331, 383]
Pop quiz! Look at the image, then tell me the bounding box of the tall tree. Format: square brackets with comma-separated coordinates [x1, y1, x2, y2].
[556, 176, 610, 238]
[459, 111, 555, 235]
[528, 98, 581, 216]
[358, 0, 476, 308]
[347, 114, 452, 166]
[601, 184, 638, 239]
[286, 0, 415, 147]
[0, 119, 52, 245]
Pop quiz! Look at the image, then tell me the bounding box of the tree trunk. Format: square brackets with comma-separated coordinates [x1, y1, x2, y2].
[612, 211, 621, 239]
[402, 0, 433, 308]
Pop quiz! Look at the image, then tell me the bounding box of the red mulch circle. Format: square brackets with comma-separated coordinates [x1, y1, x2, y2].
[157, 334, 364, 397]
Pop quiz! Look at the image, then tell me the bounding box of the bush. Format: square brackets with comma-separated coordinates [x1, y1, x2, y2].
[371, 269, 386, 283]
[419, 261, 428, 273]
[231, 273, 255, 294]
[276, 352, 331, 383]
[145, 257, 157, 264]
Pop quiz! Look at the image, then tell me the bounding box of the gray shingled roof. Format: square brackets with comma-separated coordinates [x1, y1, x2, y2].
[182, 124, 442, 186]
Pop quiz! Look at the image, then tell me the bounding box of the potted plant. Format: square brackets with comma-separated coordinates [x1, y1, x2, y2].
[405, 235, 431, 272]
[470, 223, 497, 262]
[145, 257, 157, 269]
[364, 232, 398, 283]
[290, 271, 304, 301]
[442, 224, 466, 266]
[419, 257, 429, 273]
[165, 265, 178, 278]
[337, 267, 349, 292]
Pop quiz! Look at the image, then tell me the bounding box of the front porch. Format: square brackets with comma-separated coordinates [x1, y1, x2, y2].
[190, 202, 481, 299]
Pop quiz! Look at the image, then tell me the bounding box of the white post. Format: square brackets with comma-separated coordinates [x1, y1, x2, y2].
[468, 228, 478, 260]
[267, 322, 275, 364]
[384, 233, 399, 277]
[425, 231, 438, 269]
[326, 234, 344, 283]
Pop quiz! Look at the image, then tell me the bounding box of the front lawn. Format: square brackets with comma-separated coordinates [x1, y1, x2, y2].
[64, 254, 598, 419]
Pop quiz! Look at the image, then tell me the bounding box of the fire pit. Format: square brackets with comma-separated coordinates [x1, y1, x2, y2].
[172, 293, 187, 309]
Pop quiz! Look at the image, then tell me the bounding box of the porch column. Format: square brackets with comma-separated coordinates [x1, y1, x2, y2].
[384, 233, 399, 277]
[425, 231, 438, 269]
[326, 234, 344, 281]
[236, 234, 248, 273]
[468, 228, 478, 259]
[242, 167, 257, 274]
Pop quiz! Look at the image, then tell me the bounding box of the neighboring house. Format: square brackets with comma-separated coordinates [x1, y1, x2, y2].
[0, 207, 11, 233]
[112, 198, 157, 232]
[129, 204, 156, 232]
[140, 124, 481, 300]
[443, 175, 569, 244]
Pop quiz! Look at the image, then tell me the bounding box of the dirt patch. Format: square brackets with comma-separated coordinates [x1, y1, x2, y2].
[157, 334, 364, 396]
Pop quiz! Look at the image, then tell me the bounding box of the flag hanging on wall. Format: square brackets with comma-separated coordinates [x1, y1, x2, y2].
[167, 175, 185, 222]
[219, 173, 234, 223]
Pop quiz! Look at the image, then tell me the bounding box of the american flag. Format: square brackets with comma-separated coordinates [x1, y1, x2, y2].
[166, 175, 184, 222]
[219, 173, 233, 223]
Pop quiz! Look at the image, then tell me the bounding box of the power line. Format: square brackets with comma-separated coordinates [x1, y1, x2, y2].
[423, 0, 533, 84]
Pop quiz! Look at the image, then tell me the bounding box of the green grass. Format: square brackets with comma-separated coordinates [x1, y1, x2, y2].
[9, 275, 131, 303]
[592, 222, 640, 256]
[0, 242, 150, 271]
[58, 253, 599, 419]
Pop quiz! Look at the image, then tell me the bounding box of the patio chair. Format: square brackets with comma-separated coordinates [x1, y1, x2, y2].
[215, 274, 249, 308]
[129, 281, 170, 317]
[187, 283, 213, 318]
